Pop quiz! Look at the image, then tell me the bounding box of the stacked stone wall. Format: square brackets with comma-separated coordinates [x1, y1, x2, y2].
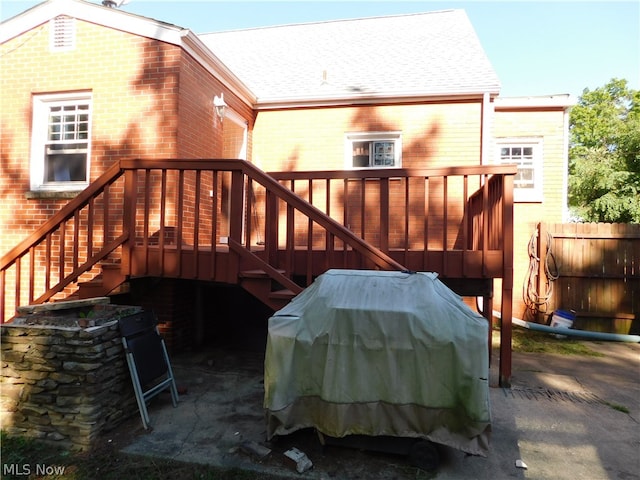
[0, 321, 137, 450]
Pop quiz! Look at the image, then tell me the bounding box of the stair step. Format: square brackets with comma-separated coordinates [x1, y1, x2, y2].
[270, 289, 297, 300]
[240, 269, 285, 279]
[100, 263, 122, 271]
[77, 262, 128, 299]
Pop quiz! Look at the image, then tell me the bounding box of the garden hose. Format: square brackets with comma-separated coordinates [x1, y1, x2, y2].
[523, 228, 559, 320]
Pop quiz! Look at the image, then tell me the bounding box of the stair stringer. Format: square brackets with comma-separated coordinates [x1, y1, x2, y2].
[229, 238, 303, 310]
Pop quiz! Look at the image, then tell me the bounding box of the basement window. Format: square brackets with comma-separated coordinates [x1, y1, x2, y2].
[50, 15, 75, 51]
[345, 132, 402, 169]
[30, 92, 92, 192]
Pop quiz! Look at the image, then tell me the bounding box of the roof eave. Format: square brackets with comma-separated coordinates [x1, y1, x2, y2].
[180, 32, 256, 105]
[0, 0, 256, 106]
[254, 88, 501, 110]
[495, 94, 576, 110]
[0, 0, 186, 44]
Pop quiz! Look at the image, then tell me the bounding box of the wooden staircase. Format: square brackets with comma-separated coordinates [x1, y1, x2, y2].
[77, 263, 129, 299]
[77, 263, 294, 311]
[238, 269, 297, 311]
[0, 158, 516, 386]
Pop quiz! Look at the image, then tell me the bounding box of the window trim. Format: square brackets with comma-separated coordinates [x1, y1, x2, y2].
[224, 108, 248, 160]
[344, 132, 402, 169]
[494, 137, 543, 203]
[30, 92, 92, 192]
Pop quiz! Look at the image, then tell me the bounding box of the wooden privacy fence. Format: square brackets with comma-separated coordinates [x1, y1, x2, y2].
[536, 222, 639, 334]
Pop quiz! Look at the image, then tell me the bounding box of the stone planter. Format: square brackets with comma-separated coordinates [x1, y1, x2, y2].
[0, 298, 142, 450]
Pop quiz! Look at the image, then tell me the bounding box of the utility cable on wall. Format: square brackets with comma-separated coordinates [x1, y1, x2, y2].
[0, 24, 45, 58]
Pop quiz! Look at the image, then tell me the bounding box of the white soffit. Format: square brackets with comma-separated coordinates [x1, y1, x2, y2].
[495, 94, 576, 109]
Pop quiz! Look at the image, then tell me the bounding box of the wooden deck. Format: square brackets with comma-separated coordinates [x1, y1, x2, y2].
[0, 159, 516, 385]
[129, 244, 503, 286]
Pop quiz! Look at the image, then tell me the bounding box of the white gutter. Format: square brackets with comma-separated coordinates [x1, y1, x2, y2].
[561, 106, 572, 222]
[254, 90, 501, 111]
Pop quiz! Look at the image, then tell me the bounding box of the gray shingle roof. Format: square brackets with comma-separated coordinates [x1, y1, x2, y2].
[199, 9, 501, 106]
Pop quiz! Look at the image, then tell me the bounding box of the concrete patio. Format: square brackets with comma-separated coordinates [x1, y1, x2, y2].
[115, 338, 640, 479]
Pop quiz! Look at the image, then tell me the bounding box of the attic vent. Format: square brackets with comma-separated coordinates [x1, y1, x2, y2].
[50, 15, 76, 51]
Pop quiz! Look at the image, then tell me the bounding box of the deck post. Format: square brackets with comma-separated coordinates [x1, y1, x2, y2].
[265, 191, 278, 267]
[122, 168, 137, 276]
[379, 178, 389, 254]
[227, 169, 245, 283]
[499, 174, 514, 387]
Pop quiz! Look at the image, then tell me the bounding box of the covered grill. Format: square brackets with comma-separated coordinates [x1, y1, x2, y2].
[264, 270, 491, 457]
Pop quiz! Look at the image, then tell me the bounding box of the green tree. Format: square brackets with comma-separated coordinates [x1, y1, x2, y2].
[569, 78, 640, 223]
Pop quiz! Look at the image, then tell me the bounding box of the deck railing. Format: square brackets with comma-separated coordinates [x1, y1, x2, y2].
[1, 159, 406, 322]
[1, 160, 515, 322]
[270, 165, 516, 278]
[0, 162, 128, 323]
[122, 159, 406, 287]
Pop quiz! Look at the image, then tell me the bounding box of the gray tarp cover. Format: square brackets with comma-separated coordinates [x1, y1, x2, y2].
[264, 270, 491, 456]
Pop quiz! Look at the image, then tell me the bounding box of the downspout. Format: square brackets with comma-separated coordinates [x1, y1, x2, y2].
[561, 105, 571, 222]
[480, 92, 493, 166]
[493, 310, 640, 343]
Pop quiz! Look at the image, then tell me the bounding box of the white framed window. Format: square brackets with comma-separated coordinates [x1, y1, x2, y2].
[345, 132, 402, 169]
[30, 92, 92, 192]
[495, 138, 543, 202]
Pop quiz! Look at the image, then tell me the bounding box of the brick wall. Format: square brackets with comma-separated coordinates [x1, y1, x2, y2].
[251, 101, 484, 251]
[0, 21, 168, 255]
[252, 101, 482, 172]
[128, 278, 197, 353]
[0, 18, 254, 335]
[0, 18, 252, 258]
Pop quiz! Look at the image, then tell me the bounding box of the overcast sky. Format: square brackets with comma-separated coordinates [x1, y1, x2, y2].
[1, 1, 638, 98]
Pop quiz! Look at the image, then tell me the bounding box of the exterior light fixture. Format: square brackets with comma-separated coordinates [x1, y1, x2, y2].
[213, 93, 227, 121]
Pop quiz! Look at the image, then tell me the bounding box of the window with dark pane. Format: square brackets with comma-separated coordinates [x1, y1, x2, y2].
[347, 133, 401, 168]
[44, 103, 89, 183]
[352, 141, 370, 167]
[373, 142, 395, 166]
